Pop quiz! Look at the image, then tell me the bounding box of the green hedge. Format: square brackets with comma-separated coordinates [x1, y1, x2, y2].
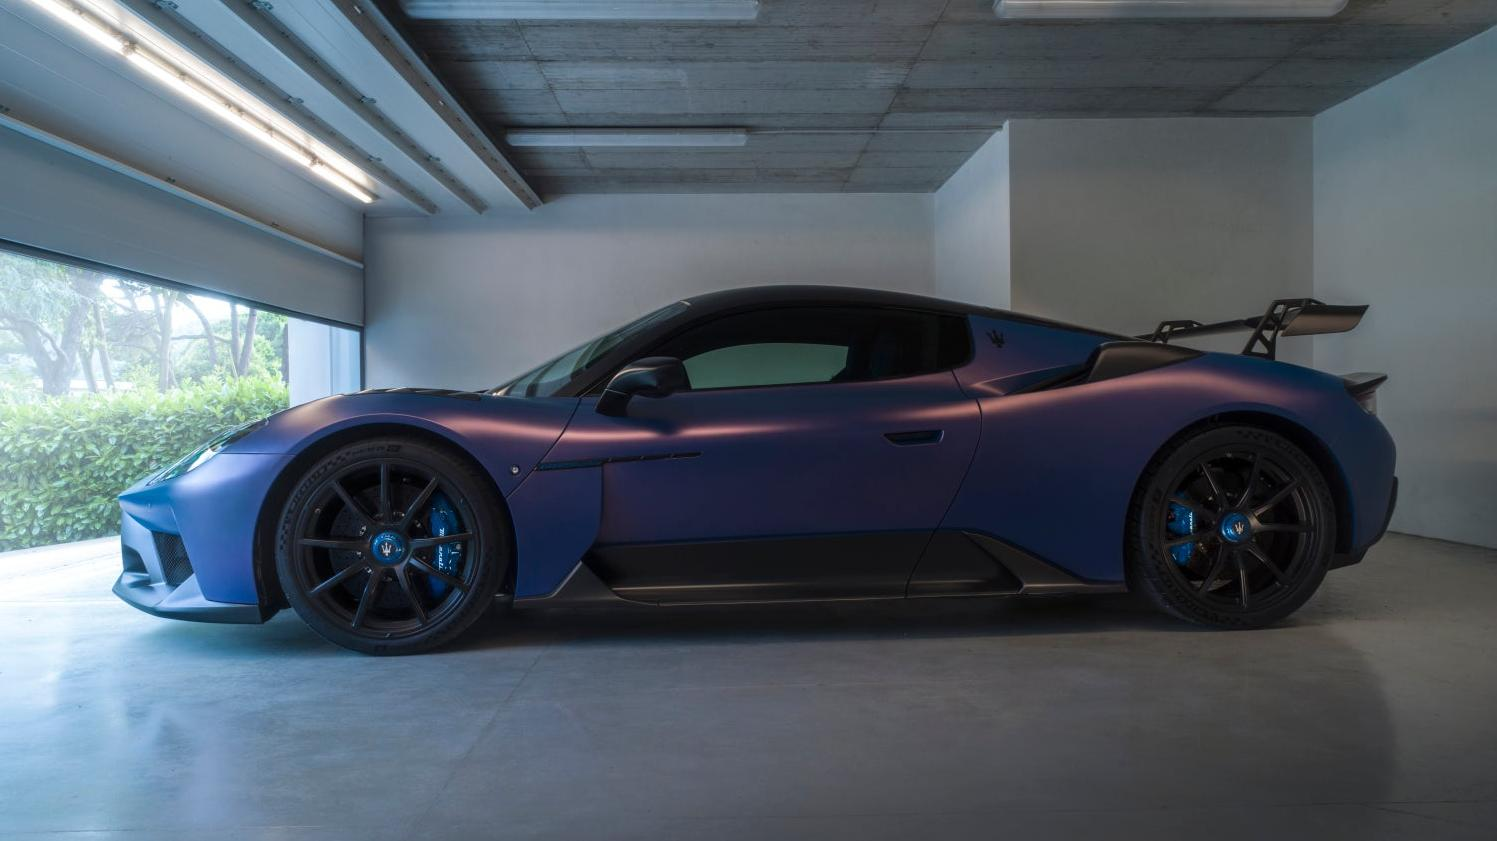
[0, 377, 287, 552]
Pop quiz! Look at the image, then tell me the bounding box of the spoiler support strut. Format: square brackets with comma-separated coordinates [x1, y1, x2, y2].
[1140, 298, 1369, 361]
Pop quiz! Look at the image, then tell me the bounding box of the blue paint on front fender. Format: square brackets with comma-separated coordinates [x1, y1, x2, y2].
[124, 392, 580, 607]
[226, 392, 580, 497]
[120, 451, 291, 604]
[508, 466, 603, 598]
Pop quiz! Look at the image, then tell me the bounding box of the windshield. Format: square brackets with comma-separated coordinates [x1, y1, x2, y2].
[495, 302, 689, 397]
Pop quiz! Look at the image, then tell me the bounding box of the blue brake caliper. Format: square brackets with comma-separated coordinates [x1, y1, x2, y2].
[425, 492, 463, 597]
[1166, 501, 1196, 566]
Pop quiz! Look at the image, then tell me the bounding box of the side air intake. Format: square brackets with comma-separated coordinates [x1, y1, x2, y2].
[1015, 341, 1202, 394]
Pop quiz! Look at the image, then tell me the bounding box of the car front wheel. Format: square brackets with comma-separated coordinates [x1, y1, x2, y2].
[275, 436, 509, 654]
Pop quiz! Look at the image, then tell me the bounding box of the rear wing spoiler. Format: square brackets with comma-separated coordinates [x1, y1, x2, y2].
[1138, 298, 1368, 360]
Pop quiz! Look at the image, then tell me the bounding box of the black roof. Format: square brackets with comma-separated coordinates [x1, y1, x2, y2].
[680, 285, 1128, 340]
[683, 284, 981, 317]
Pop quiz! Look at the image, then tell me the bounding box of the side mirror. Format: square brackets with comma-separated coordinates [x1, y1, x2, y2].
[596, 356, 687, 417]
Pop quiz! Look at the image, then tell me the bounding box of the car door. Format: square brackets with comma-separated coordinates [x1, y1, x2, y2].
[545, 305, 982, 603]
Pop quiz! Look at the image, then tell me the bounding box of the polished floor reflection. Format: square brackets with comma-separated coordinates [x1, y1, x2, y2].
[1, 533, 1494, 840]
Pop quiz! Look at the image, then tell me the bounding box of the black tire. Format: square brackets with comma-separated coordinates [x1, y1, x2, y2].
[275, 436, 509, 655]
[1126, 424, 1335, 628]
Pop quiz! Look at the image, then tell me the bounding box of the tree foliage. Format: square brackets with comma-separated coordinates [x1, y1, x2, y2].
[1, 253, 290, 401]
[0, 252, 102, 396]
[0, 251, 301, 551]
[0, 377, 288, 551]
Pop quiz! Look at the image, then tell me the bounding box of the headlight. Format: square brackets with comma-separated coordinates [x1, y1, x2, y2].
[149, 419, 268, 485]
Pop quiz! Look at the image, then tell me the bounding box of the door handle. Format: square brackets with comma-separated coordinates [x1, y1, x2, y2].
[884, 430, 943, 446]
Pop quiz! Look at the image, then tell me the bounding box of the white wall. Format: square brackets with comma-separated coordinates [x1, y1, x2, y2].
[288, 320, 362, 405]
[934, 128, 1010, 308]
[1007, 118, 1315, 361]
[364, 193, 934, 389]
[1313, 27, 1497, 549]
[365, 119, 1318, 385]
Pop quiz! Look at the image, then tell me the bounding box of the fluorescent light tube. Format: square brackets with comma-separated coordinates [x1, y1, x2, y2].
[995, 0, 1348, 18]
[124, 51, 316, 169]
[310, 162, 376, 204]
[25, 0, 126, 53]
[23, 0, 380, 205]
[507, 129, 749, 148]
[401, 0, 760, 21]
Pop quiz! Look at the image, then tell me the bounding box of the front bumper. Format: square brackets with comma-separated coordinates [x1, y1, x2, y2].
[112, 510, 270, 623]
[112, 451, 292, 624]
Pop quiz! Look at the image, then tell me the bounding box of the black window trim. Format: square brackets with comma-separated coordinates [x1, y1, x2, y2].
[579, 302, 976, 397]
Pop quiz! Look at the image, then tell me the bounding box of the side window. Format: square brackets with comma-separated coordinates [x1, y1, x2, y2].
[650, 306, 970, 391]
[684, 342, 847, 389]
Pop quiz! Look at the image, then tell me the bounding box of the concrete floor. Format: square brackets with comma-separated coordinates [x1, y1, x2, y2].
[1, 533, 1494, 840]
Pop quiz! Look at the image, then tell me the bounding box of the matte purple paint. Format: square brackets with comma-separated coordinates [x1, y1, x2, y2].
[514, 371, 981, 597]
[118, 311, 1395, 613]
[507, 466, 602, 598]
[941, 352, 1395, 582]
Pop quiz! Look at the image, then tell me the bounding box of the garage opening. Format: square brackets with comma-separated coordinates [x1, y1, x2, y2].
[0, 243, 359, 555]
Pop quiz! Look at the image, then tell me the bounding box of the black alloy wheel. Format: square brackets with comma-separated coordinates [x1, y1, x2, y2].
[276, 437, 508, 654]
[1126, 424, 1335, 628]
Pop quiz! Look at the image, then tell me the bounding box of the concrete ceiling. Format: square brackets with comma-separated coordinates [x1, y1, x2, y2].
[391, 0, 1497, 196]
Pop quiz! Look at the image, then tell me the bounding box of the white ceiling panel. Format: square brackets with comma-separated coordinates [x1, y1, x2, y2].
[0, 1, 366, 253]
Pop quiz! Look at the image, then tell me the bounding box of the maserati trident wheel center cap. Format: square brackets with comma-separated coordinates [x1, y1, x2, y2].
[369, 530, 409, 565]
[1219, 512, 1252, 544]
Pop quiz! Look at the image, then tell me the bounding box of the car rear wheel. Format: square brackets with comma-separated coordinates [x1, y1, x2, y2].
[1126, 424, 1335, 628]
[275, 437, 509, 655]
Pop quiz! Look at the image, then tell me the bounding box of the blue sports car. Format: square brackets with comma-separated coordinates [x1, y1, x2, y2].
[114, 286, 1397, 654]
